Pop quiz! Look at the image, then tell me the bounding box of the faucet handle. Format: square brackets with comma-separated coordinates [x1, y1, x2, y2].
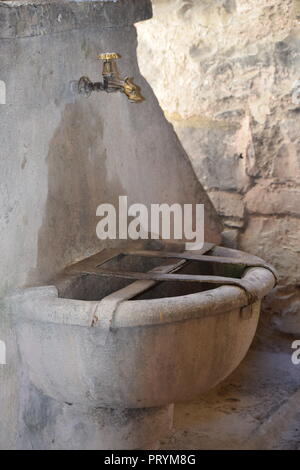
[97, 52, 120, 61]
[97, 52, 121, 79]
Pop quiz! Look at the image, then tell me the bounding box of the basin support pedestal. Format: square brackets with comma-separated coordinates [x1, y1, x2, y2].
[21, 386, 174, 450]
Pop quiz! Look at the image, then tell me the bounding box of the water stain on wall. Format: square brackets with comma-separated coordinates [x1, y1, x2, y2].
[33, 100, 123, 283]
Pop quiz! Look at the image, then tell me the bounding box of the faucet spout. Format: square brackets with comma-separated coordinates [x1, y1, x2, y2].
[121, 77, 144, 103]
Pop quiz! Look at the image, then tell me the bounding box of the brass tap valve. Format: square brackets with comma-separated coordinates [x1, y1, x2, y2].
[77, 52, 144, 103]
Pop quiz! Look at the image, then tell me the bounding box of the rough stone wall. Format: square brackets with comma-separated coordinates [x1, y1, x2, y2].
[137, 0, 300, 332]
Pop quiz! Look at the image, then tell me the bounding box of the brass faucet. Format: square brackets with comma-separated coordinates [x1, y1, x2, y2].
[77, 53, 144, 103]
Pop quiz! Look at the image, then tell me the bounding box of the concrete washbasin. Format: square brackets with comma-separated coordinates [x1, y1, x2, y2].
[10, 242, 276, 449]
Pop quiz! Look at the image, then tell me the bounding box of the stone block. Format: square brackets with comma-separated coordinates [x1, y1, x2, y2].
[245, 182, 300, 216]
[208, 190, 244, 219]
[240, 216, 300, 284]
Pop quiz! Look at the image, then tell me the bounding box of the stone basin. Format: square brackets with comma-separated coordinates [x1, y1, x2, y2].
[9, 243, 276, 449]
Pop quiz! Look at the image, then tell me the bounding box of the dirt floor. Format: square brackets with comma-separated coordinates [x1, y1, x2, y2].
[160, 320, 300, 450]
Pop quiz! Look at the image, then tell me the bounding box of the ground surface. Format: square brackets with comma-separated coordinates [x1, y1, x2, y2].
[161, 323, 300, 450]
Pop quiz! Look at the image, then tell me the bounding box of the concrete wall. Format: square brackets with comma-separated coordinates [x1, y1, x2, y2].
[137, 0, 300, 333]
[0, 0, 221, 448]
